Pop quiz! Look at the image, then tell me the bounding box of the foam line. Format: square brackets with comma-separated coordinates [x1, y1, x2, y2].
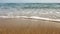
[0, 16, 28, 18]
[0, 16, 60, 21]
[30, 16, 60, 21]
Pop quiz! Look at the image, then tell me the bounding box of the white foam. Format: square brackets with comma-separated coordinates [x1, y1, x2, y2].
[0, 16, 60, 21]
[30, 16, 60, 21]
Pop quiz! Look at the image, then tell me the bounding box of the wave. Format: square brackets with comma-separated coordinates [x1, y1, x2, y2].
[0, 16, 60, 21]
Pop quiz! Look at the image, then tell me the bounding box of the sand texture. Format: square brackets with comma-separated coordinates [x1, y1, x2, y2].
[0, 18, 60, 34]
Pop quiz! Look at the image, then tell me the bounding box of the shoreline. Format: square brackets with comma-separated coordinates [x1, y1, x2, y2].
[0, 16, 60, 22]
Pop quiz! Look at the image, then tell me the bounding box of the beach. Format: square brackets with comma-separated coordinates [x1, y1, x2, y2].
[0, 3, 60, 34]
[0, 18, 60, 34]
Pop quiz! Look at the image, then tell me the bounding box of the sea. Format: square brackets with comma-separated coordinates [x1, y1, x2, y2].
[0, 3, 60, 21]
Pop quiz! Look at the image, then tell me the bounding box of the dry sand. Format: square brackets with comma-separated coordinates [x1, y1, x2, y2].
[0, 18, 60, 34]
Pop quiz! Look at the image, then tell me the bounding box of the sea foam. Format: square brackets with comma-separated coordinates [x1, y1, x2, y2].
[0, 16, 60, 21]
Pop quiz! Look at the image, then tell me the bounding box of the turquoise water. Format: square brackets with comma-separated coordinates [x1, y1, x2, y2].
[0, 3, 60, 9]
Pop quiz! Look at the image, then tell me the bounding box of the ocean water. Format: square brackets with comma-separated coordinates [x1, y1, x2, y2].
[0, 3, 60, 21]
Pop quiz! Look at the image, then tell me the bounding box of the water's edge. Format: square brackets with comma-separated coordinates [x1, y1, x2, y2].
[0, 16, 60, 22]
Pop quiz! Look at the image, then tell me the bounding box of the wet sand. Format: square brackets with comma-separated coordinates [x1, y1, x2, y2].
[0, 18, 60, 34]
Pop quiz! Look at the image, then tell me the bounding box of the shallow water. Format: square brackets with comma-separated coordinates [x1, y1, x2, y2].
[0, 3, 60, 21]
